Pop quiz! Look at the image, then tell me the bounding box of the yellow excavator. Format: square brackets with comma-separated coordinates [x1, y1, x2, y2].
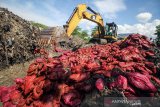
[63, 4, 118, 43]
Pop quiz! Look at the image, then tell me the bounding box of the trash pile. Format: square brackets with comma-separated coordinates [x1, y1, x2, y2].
[0, 34, 160, 107]
[0, 7, 40, 68]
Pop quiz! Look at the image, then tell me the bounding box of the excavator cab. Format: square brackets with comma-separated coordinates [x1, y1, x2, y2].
[106, 22, 117, 36]
[104, 22, 118, 42]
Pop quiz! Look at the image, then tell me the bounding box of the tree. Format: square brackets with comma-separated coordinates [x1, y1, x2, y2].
[81, 30, 88, 37]
[91, 26, 98, 35]
[72, 26, 90, 41]
[155, 25, 160, 36]
[81, 30, 90, 41]
[30, 21, 48, 30]
[72, 26, 82, 36]
[155, 25, 160, 46]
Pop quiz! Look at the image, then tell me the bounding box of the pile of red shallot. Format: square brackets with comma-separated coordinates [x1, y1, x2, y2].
[0, 34, 160, 107]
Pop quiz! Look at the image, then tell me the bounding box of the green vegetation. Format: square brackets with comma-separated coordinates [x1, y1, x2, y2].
[91, 26, 98, 35]
[30, 21, 48, 30]
[72, 26, 90, 41]
[155, 25, 160, 46]
[72, 26, 82, 36]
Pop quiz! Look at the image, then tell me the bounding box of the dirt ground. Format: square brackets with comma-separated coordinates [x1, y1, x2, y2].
[0, 60, 34, 86]
[0, 60, 34, 106]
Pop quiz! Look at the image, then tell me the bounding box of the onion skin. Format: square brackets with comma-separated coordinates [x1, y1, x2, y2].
[95, 78, 105, 91]
[0, 34, 159, 106]
[127, 72, 157, 92]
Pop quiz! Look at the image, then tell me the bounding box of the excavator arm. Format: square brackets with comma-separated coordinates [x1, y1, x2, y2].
[64, 4, 105, 37]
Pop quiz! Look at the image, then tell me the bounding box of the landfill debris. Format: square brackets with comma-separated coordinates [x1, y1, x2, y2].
[0, 7, 40, 68]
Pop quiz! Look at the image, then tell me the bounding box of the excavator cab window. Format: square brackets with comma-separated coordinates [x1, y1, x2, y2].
[106, 22, 117, 37]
